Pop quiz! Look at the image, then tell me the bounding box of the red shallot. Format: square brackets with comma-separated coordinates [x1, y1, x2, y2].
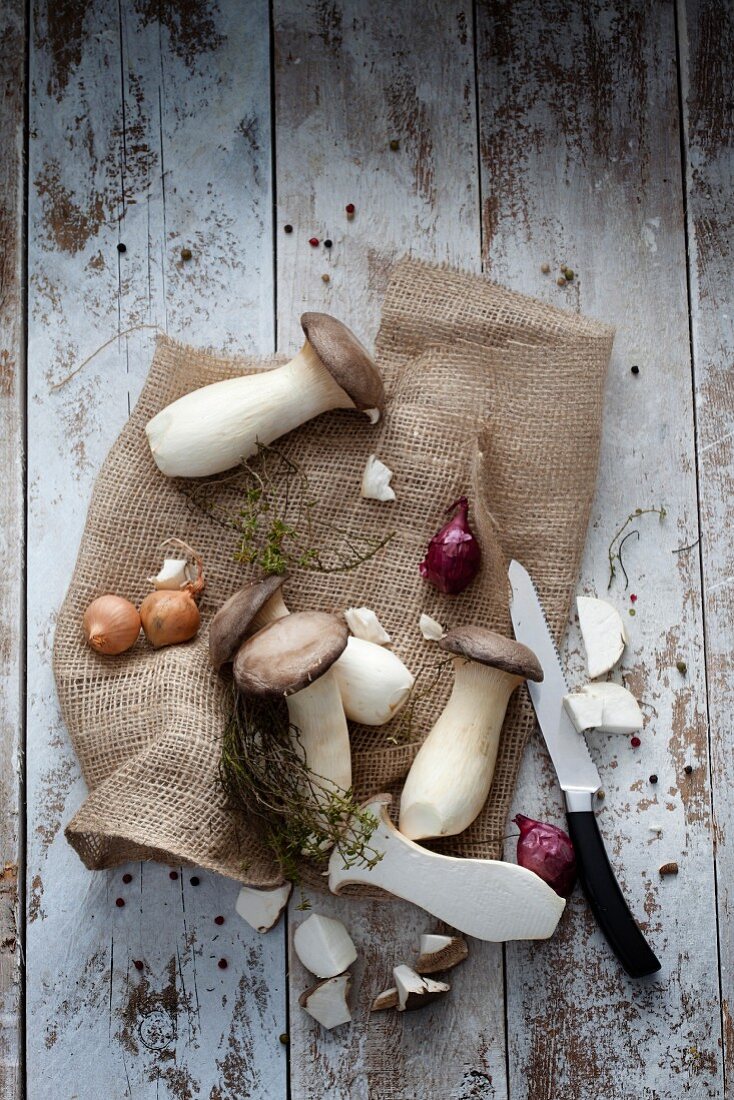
[514, 814, 577, 898]
[418, 497, 481, 595]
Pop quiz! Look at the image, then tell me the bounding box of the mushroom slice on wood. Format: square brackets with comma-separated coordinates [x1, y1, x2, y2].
[293, 913, 357, 979]
[577, 596, 627, 679]
[563, 682, 643, 735]
[371, 987, 399, 1012]
[299, 973, 352, 1029]
[235, 882, 292, 934]
[415, 934, 469, 974]
[393, 964, 450, 1011]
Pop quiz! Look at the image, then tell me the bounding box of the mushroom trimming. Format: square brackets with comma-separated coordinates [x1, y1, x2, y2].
[399, 626, 543, 840]
[233, 611, 351, 802]
[329, 795, 566, 942]
[361, 454, 396, 501]
[563, 682, 643, 735]
[299, 974, 352, 1029]
[293, 913, 357, 978]
[235, 882, 292, 933]
[577, 595, 627, 678]
[415, 934, 468, 974]
[211, 577, 414, 726]
[146, 312, 384, 477]
[393, 965, 450, 1011]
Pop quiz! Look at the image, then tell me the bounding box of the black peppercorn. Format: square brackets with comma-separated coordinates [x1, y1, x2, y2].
[117, 243, 127, 254]
[284, 224, 293, 234]
[684, 764, 693, 775]
[324, 238, 333, 248]
[190, 876, 200, 886]
[631, 365, 640, 375]
[649, 774, 658, 784]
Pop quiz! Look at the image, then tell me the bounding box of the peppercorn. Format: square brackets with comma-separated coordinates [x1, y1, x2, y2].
[323, 239, 332, 248]
[659, 861, 679, 876]
[629, 608, 636, 616]
[117, 243, 127, 254]
[389, 139, 399, 151]
[218, 958, 228, 970]
[684, 764, 693, 775]
[557, 276, 566, 287]
[630, 735, 641, 747]
[676, 660, 687, 674]
[564, 268, 574, 281]
[308, 237, 319, 247]
[321, 273, 330, 283]
[284, 224, 293, 234]
[133, 959, 144, 971]
[540, 263, 550, 274]
[630, 593, 637, 603]
[115, 897, 125, 908]
[214, 915, 225, 926]
[279, 1033, 289, 1045]
[631, 365, 640, 375]
[596, 789, 605, 800]
[169, 870, 179, 880]
[649, 774, 658, 784]
[122, 873, 133, 884]
[190, 876, 200, 886]
[345, 203, 355, 218]
[181, 247, 192, 261]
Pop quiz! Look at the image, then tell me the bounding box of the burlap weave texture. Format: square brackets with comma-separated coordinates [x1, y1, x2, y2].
[55, 258, 613, 887]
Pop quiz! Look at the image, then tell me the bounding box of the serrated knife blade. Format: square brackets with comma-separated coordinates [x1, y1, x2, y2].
[508, 559, 661, 978]
[508, 559, 600, 803]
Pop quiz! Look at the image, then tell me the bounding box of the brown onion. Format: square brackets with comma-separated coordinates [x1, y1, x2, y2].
[83, 595, 141, 655]
[140, 538, 205, 648]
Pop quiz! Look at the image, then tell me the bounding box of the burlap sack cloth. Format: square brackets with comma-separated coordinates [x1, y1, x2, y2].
[55, 259, 613, 889]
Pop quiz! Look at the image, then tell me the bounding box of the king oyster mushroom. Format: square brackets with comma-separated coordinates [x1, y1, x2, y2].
[399, 626, 543, 840]
[146, 313, 384, 477]
[210, 577, 414, 727]
[233, 611, 352, 799]
[293, 913, 357, 979]
[299, 973, 352, 1029]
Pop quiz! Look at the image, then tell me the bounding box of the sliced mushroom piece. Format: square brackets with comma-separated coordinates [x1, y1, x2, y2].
[244, 581, 414, 727]
[419, 613, 445, 641]
[414, 934, 469, 975]
[234, 611, 351, 799]
[563, 682, 643, 735]
[293, 913, 357, 979]
[148, 557, 193, 590]
[235, 882, 292, 933]
[343, 606, 391, 645]
[370, 987, 399, 1012]
[577, 595, 627, 679]
[399, 627, 543, 840]
[361, 454, 396, 501]
[146, 312, 384, 477]
[209, 573, 287, 670]
[393, 965, 450, 1011]
[299, 973, 352, 1029]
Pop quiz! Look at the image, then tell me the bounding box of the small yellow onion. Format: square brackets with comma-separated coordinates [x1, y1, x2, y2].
[140, 538, 205, 648]
[83, 595, 141, 655]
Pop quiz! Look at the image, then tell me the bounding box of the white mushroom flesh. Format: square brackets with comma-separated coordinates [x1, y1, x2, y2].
[577, 595, 627, 679]
[148, 557, 192, 589]
[286, 670, 352, 801]
[331, 637, 414, 726]
[299, 974, 352, 1029]
[399, 659, 520, 839]
[371, 987, 399, 1012]
[235, 882, 292, 933]
[393, 964, 450, 1011]
[146, 342, 355, 478]
[419, 613, 445, 641]
[564, 682, 643, 735]
[293, 913, 357, 978]
[344, 606, 391, 645]
[361, 454, 396, 501]
[415, 934, 469, 974]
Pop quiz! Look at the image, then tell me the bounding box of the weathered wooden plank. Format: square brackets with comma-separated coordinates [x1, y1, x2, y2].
[678, 0, 734, 1089]
[0, 2, 26, 1097]
[26, 2, 285, 1096]
[273, 4, 505, 1097]
[476, 1, 723, 1096]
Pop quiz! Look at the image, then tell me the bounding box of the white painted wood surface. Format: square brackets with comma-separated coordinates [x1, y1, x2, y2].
[8, 1, 732, 1097]
[0, 3, 25, 1098]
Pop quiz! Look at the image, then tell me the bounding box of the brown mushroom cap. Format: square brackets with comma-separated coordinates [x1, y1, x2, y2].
[233, 611, 348, 697]
[300, 312, 384, 415]
[439, 626, 544, 682]
[209, 575, 286, 670]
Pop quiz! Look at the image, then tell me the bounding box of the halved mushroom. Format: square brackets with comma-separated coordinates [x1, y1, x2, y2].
[233, 611, 351, 799]
[215, 577, 414, 727]
[146, 312, 384, 477]
[299, 973, 352, 1029]
[235, 881, 292, 933]
[393, 965, 450, 1011]
[414, 934, 468, 975]
[293, 913, 357, 979]
[399, 627, 543, 840]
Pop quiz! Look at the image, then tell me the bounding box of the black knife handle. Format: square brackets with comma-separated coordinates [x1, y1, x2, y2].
[566, 809, 661, 978]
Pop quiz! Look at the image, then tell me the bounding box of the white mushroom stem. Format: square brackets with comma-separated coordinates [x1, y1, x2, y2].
[146, 342, 356, 478]
[293, 913, 357, 978]
[299, 974, 352, 1029]
[399, 658, 521, 840]
[252, 593, 414, 727]
[329, 796, 566, 942]
[287, 671, 352, 800]
[235, 882, 292, 933]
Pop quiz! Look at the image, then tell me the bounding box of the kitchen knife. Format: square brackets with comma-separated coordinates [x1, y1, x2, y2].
[508, 560, 661, 978]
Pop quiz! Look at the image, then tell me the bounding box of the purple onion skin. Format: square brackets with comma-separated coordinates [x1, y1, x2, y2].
[514, 814, 577, 898]
[418, 497, 481, 595]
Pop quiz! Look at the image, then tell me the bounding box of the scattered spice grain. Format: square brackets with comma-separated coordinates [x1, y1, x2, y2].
[117, 243, 127, 254]
[659, 862, 679, 876]
[122, 873, 133, 884]
[169, 870, 179, 880]
[284, 224, 293, 234]
[649, 774, 658, 784]
[190, 876, 200, 886]
[557, 276, 566, 287]
[676, 660, 687, 674]
[308, 237, 319, 247]
[115, 897, 125, 908]
[389, 139, 400, 151]
[631, 365, 640, 375]
[218, 958, 228, 970]
[540, 263, 550, 273]
[684, 764, 693, 775]
[181, 247, 192, 261]
[630, 735, 641, 747]
[214, 915, 225, 926]
[133, 960, 144, 971]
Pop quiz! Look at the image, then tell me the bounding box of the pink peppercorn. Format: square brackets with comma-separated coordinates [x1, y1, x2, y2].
[630, 594, 638, 603]
[214, 915, 225, 926]
[115, 897, 125, 908]
[218, 959, 228, 970]
[308, 237, 319, 247]
[122, 873, 133, 884]
[169, 871, 179, 880]
[631, 736, 641, 748]
[133, 960, 144, 971]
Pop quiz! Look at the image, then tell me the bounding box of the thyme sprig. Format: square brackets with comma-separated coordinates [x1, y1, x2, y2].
[385, 655, 454, 745]
[219, 688, 383, 886]
[607, 506, 667, 590]
[184, 443, 394, 576]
